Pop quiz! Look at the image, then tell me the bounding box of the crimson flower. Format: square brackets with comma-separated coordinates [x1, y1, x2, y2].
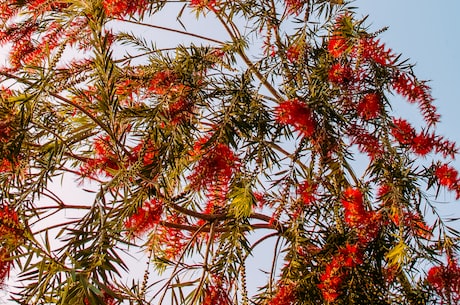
[275, 99, 316, 138]
[148, 70, 177, 95]
[268, 282, 297, 305]
[0, 159, 13, 173]
[410, 132, 434, 156]
[202, 276, 230, 305]
[297, 180, 317, 205]
[356, 92, 381, 120]
[284, 0, 304, 15]
[0, 249, 11, 287]
[102, 0, 149, 17]
[427, 258, 460, 304]
[391, 118, 416, 145]
[435, 164, 459, 189]
[124, 199, 164, 237]
[328, 35, 348, 58]
[339, 243, 363, 268]
[286, 44, 301, 62]
[358, 38, 394, 66]
[328, 63, 353, 85]
[190, 0, 218, 11]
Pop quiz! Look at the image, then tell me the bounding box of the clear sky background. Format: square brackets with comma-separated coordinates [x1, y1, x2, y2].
[1, 0, 460, 303]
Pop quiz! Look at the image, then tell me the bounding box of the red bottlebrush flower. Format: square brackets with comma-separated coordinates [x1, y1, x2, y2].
[391, 118, 416, 145]
[202, 276, 230, 305]
[435, 164, 459, 189]
[356, 92, 381, 120]
[286, 44, 301, 62]
[125, 199, 163, 237]
[328, 35, 348, 58]
[153, 214, 187, 260]
[0, 249, 12, 287]
[410, 132, 434, 156]
[130, 140, 156, 166]
[297, 181, 317, 205]
[318, 259, 343, 303]
[427, 258, 460, 304]
[190, 0, 218, 11]
[377, 184, 391, 200]
[275, 99, 316, 138]
[79, 135, 120, 178]
[284, 0, 304, 15]
[404, 212, 432, 239]
[167, 97, 195, 125]
[391, 72, 439, 126]
[350, 128, 383, 160]
[268, 282, 297, 305]
[0, 159, 13, 173]
[188, 138, 239, 207]
[358, 38, 394, 66]
[328, 63, 353, 85]
[102, 0, 149, 17]
[341, 187, 365, 226]
[188, 139, 239, 189]
[341, 188, 382, 244]
[148, 70, 177, 95]
[321, 289, 340, 303]
[0, 203, 22, 240]
[339, 243, 363, 268]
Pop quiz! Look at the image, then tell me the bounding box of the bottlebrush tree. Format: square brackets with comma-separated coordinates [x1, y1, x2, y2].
[0, 0, 459, 304]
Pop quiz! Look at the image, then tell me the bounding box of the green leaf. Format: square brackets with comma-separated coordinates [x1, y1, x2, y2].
[228, 182, 255, 220]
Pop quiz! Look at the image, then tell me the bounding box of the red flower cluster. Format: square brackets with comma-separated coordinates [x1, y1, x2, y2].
[341, 188, 381, 244]
[190, 0, 218, 11]
[124, 198, 164, 237]
[391, 119, 416, 145]
[0, 203, 22, 286]
[0, 159, 14, 173]
[80, 136, 157, 179]
[286, 44, 301, 62]
[188, 137, 239, 210]
[102, 0, 149, 18]
[391, 72, 439, 126]
[202, 276, 230, 305]
[130, 140, 156, 167]
[356, 92, 381, 120]
[148, 70, 178, 95]
[349, 127, 384, 160]
[79, 136, 119, 178]
[267, 282, 297, 305]
[152, 214, 187, 260]
[391, 118, 457, 158]
[328, 63, 353, 85]
[358, 38, 394, 66]
[427, 257, 460, 304]
[0, 249, 11, 288]
[297, 180, 317, 205]
[435, 164, 460, 199]
[328, 35, 348, 58]
[318, 243, 363, 302]
[284, 0, 304, 15]
[275, 99, 316, 138]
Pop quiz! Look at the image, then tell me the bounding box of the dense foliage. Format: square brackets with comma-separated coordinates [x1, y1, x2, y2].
[0, 0, 459, 304]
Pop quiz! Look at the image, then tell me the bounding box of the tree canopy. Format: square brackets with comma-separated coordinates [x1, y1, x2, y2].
[0, 0, 459, 304]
